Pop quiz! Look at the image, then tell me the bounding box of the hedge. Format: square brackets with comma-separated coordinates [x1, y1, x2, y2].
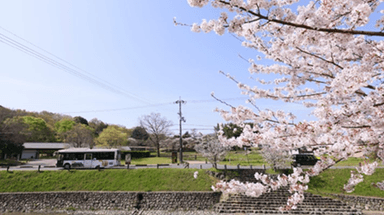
[121, 150, 151, 159]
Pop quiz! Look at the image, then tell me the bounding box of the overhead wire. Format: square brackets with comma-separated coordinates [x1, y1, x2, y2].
[62, 97, 248, 114]
[0, 27, 150, 104]
[62, 102, 173, 114]
[0, 25, 132, 96]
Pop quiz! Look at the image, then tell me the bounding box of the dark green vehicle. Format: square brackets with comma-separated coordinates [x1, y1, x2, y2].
[292, 154, 319, 167]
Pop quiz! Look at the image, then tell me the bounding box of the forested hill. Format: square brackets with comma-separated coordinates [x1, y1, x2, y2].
[0, 105, 138, 155]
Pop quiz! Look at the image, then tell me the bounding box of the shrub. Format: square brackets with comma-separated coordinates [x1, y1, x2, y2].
[121, 151, 151, 159]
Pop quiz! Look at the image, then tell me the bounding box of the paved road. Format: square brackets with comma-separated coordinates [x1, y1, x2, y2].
[0, 159, 264, 171]
[1, 159, 383, 171]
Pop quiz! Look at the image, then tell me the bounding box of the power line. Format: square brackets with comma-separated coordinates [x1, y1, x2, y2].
[169, 128, 214, 131]
[62, 102, 173, 114]
[171, 124, 213, 127]
[61, 97, 249, 114]
[188, 97, 247, 103]
[0, 27, 150, 104]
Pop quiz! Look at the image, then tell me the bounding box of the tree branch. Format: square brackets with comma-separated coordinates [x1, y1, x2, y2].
[218, 0, 384, 37]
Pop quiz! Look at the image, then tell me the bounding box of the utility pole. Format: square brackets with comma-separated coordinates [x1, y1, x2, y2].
[174, 97, 186, 163]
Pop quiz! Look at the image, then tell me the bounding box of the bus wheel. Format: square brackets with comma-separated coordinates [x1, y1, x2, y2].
[95, 165, 100, 171]
[64, 164, 71, 169]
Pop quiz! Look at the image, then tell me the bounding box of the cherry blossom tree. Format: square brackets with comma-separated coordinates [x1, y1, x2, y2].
[183, 0, 384, 210]
[261, 146, 292, 171]
[194, 134, 229, 168]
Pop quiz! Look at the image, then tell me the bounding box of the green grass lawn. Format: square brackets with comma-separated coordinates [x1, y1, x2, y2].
[134, 150, 382, 168]
[128, 157, 172, 165]
[219, 150, 265, 166]
[0, 169, 216, 192]
[124, 152, 207, 165]
[307, 168, 384, 198]
[334, 157, 384, 167]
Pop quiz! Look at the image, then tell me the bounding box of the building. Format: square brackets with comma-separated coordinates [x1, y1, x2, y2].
[21, 142, 71, 159]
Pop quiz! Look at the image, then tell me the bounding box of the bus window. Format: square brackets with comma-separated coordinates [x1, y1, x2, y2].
[85, 153, 92, 160]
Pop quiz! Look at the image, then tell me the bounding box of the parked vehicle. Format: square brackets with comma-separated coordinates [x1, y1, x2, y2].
[291, 154, 318, 167]
[56, 148, 121, 169]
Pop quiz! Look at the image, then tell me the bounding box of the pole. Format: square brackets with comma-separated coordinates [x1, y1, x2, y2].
[174, 97, 186, 163]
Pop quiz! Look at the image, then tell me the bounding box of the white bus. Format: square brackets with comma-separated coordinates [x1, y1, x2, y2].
[56, 148, 121, 169]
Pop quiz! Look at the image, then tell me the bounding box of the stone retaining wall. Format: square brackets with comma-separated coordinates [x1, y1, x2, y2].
[0, 191, 221, 213]
[331, 194, 384, 211]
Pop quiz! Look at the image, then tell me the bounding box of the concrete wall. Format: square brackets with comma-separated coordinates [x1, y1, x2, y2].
[0, 191, 221, 213]
[21, 150, 37, 159]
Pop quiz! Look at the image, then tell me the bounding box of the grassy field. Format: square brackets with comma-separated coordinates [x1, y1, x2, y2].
[125, 150, 383, 168]
[123, 152, 205, 165]
[219, 150, 265, 166]
[335, 157, 384, 167]
[307, 168, 384, 198]
[0, 169, 216, 192]
[128, 157, 172, 165]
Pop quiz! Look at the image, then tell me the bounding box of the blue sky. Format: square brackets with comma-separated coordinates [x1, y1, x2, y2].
[0, 0, 309, 134]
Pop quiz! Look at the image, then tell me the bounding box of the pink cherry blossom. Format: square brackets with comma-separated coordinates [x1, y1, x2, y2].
[186, 0, 384, 209]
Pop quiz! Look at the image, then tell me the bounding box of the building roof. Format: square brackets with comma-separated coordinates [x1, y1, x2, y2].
[58, 148, 119, 153]
[23, 142, 71, 150]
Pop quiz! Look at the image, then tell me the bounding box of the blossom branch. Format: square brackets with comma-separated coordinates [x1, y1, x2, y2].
[217, 0, 384, 37]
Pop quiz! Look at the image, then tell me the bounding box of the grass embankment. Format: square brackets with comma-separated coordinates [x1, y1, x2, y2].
[308, 168, 384, 198]
[0, 169, 216, 192]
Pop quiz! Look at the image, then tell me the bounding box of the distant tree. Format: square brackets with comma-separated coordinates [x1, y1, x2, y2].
[1, 117, 28, 144]
[172, 130, 203, 150]
[261, 146, 292, 171]
[215, 123, 243, 139]
[139, 113, 173, 157]
[55, 119, 75, 133]
[0, 106, 15, 125]
[161, 137, 179, 151]
[0, 140, 24, 159]
[182, 131, 191, 138]
[55, 119, 76, 141]
[131, 126, 149, 141]
[95, 125, 128, 148]
[194, 135, 229, 168]
[36, 111, 69, 130]
[64, 124, 94, 148]
[89, 118, 108, 137]
[21, 116, 56, 142]
[0, 115, 29, 158]
[73, 116, 89, 126]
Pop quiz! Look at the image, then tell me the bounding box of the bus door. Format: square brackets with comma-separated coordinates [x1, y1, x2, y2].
[84, 153, 93, 168]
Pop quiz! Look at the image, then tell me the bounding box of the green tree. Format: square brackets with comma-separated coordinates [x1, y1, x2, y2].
[55, 119, 75, 133]
[64, 124, 94, 148]
[95, 125, 128, 148]
[55, 119, 76, 141]
[89, 118, 108, 137]
[73, 116, 89, 126]
[22, 116, 55, 142]
[131, 126, 149, 141]
[0, 117, 27, 158]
